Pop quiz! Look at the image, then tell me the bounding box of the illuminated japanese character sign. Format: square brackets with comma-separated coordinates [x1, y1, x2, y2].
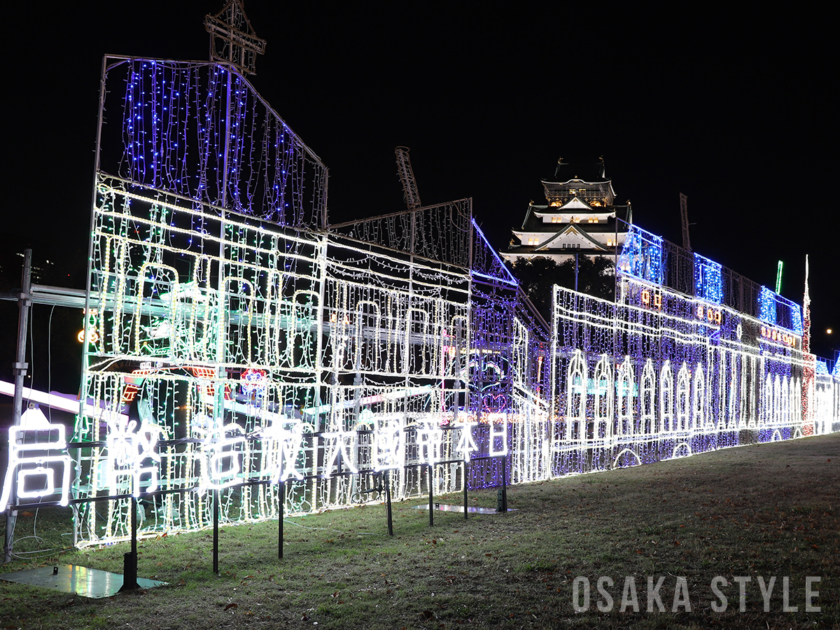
[760, 325, 797, 348]
[489, 421, 508, 457]
[372, 414, 404, 471]
[696, 303, 722, 325]
[641, 289, 662, 310]
[196, 419, 247, 490]
[417, 420, 444, 465]
[455, 421, 479, 461]
[259, 416, 305, 482]
[323, 429, 359, 474]
[106, 409, 162, 497]
[0, 405, 72, 511]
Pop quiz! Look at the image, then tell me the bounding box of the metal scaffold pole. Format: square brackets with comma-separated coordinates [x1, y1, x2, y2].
[4, 249, 33, 563]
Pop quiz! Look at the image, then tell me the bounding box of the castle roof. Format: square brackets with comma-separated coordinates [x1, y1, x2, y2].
[532, 225, 608, 252]
[519, 204, 632, 232]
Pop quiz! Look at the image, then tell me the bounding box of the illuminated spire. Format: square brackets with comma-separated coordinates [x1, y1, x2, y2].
[803, 254, 811, 353]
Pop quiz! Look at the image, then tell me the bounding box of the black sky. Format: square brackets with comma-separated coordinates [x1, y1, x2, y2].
[7, 2, 839, 360]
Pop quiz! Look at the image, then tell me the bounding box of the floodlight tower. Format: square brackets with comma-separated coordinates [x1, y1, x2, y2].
[396, 146, 422, 210]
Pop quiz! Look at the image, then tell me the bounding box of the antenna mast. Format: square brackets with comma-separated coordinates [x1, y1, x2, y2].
[775, 260, 784, 294]
[679, 193, 692, 252]
[205, 0, 266, 75]
[395, 146, 422, 210]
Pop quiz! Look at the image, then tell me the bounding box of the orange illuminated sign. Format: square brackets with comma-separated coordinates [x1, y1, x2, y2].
[696, 304, 722, 325]
[641, 289, 662, 310]
[760, 325, 797, 348]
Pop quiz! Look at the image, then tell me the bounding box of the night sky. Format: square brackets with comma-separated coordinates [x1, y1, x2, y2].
[7, 2, 838, 362]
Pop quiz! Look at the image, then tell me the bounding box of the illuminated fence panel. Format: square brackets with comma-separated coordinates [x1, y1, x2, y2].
[759, 286, 804, 334]
[617, 226, 663, 285]
[694, 254, 722, 304]
[330, 200, 472, 268]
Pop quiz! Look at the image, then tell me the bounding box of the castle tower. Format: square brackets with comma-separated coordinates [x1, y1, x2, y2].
[502, 157, 632, 264]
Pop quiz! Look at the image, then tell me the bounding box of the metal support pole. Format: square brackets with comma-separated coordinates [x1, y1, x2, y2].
[213, 489, 220, 574]
[464, 460, 469, 520]
[463, 460, 469, 519]
[278, 481, 284, 559]
[4, 249, 32, 563]
[497, 457, 508, 513]
[428, 464, 434, 527]
[385, 471, 393, 536]
[574, 252, 579, 293]
[120, 497, 139, 591]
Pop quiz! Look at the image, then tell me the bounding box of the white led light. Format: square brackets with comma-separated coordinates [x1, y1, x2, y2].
[0, 406, 72, 510]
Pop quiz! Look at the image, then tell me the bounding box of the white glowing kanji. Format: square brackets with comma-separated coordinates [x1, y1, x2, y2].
[417, 421, 444, 465]
[0, 405, 72, 510]
[322, 430, 358, 474]
[373, 416, 404, 471]
[259, 417, 304, 482]
[197, 420, 247, 490]
[489, 421, 508, 457]
[455, 421, 479, 461]
[106, 411, 161, 497]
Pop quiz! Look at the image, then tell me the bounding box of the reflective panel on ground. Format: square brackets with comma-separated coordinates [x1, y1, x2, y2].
[412, 503, 516, 514]
[0, 564, 166, 598]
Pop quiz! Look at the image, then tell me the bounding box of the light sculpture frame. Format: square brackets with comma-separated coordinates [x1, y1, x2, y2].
[2, 54, 837, 554]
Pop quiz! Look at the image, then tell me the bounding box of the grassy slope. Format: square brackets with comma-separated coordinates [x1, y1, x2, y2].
[1, 433, 837, 629]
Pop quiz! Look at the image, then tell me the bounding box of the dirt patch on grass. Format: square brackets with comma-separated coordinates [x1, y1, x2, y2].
[1, 434, 837, 629]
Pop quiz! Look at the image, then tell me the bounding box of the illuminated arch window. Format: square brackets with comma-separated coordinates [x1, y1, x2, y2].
[763, 373, 774, 427]
[692, 364, 705, 430]
[774, 374, 782, 426]
[354, 300, 381, 372]
[513, 319, 529, 388]
[727, 352, 739, 429]
[677, 362, 690, 433]
[287, 290, 320, 370]
[221, 277, 255, 366]
[594, 354, 613, 442]
[659, 360, 674, 434]
[616, 358, 635, 437]
[640, 360, 656, 437]
[403, 307, 429, 375]
[780, 374, 789, 426]
[133, 263, 180, 358]
[566, 350, 587, 441]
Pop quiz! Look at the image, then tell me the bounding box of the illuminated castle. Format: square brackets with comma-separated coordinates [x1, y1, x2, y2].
[502, 157, 632, 264]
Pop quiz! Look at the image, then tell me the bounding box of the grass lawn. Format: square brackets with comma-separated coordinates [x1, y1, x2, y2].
[1, 433, 837, 629]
